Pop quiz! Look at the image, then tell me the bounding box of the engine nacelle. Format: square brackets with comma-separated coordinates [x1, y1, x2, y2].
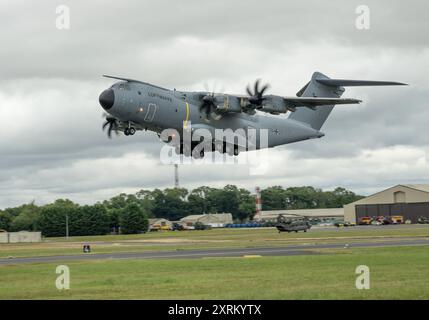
[215, 94, 242, 113]
[259, 96, 288, 114]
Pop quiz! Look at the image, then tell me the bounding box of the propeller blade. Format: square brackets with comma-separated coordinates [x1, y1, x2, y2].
[245, 79, 270, 107]
[102, 120, 109, 131]
[260, 83, 270, 95]
[103, 116, 119, 139]
[254, 79, 260, 96]
[107, 123, 113, 138]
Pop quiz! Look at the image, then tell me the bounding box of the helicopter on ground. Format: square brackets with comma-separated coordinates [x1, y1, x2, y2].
[275, 214, 312, 233]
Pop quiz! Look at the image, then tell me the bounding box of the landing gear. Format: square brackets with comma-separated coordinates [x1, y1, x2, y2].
[192, 148, 205, 159]
[174, 143, 191, 156]
[173, 140, 241, 158]
[224, 144, 239, 156]
[124, 127, 136, 136]
[233, 145, 239, 156]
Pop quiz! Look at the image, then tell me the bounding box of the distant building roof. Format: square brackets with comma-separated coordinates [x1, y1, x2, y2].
[180, 213, 233, 224]
[403, 184, 429, 193]
[345, 184, 429, 207]
[148, 218, 170, 225]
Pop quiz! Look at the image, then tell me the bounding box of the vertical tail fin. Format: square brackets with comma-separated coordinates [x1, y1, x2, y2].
[288, 72, 406, 130]
[288, 72, 344, 130]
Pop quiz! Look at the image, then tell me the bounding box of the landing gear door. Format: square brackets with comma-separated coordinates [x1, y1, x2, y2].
[144, 103, 157, 122]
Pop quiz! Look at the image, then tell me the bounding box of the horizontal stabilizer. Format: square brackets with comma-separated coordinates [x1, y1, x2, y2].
[284, 97, 361, 108]
[316, 79, 408, 87]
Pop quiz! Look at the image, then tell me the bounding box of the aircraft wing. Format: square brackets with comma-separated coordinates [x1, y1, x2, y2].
[234, 95, 362, 114]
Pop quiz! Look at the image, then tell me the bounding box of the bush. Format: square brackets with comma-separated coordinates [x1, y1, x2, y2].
[120, 203, 149, 234]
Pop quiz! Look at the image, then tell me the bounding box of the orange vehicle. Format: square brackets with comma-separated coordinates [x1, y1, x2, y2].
[359, 216, 372, 225]
[390, 215, 404, 224]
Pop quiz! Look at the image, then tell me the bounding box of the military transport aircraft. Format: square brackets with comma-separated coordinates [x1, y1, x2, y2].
[99, 72, 406, 158]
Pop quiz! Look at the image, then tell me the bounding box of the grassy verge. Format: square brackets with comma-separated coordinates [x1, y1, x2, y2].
[0, 246, 428, 299]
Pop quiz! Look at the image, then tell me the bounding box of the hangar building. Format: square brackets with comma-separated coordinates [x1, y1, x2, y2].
[344, 184, 429, 223]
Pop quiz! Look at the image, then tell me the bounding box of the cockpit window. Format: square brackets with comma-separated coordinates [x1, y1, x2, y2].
[112, 83, 131, 90]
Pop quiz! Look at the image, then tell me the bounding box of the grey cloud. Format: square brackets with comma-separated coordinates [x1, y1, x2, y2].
[1, 0, 428, 82]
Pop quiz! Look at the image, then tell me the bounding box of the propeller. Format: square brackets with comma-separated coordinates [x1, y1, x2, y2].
[199, 93, 218, 120]
[246, 79, 270, 108]
[102, 114, 119, 138]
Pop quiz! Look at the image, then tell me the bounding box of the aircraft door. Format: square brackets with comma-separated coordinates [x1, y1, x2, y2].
[144, 103, 157, 122]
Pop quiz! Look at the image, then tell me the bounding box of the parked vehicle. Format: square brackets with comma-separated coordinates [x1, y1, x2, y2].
[194, 222, 212, 230]
[418, 216, 429, 224]
[172, 223, 185, 231]
[390, 215, 404, 224]
[375, 216, 391, 225]
[335, 221, 356, 227]
[359, 217, 372, 225]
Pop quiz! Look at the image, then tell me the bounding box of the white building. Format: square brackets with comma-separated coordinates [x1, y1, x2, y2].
[180, 213, 233, 227]
[0, 231, 42, 243]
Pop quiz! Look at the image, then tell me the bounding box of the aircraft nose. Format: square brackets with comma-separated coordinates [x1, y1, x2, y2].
[99, 89, 115, 110]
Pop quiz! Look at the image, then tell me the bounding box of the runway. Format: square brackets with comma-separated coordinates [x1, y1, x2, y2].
[1, 237, 428, 265]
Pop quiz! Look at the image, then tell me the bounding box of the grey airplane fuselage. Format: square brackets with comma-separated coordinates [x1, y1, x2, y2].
[102, 81, 324, 149]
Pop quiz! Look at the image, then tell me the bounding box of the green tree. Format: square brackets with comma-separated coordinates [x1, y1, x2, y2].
[103, 193, 151, 232]
[136, 189, 155, 215]
[261, 186, 286, 210]
[70, 205, 110, 236]
[236, 188, 255, 221]
[37, 199, 78, 237]
[9, 202, 40, 231]
[152, 188, 188, 220]
[330, 187, 364, 206]
[187, 186, 215, 214]
[284, 186, 320, 209]
[0, 211, 12, 231]
[120, 202, 149, 234]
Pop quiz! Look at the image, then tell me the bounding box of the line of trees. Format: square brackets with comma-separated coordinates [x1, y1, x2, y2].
[0, 185, 363, 237]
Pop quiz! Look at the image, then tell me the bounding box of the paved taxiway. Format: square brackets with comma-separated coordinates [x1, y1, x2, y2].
[1, 238, 428, 265]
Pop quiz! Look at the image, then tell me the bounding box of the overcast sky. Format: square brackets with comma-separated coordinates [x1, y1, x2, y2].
[1, 0, 428, 208]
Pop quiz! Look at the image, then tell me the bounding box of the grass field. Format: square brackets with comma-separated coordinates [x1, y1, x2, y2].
[0, 246, 428, 299]
[1, 226, 429, 259]
[1, 226, 428, 299]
